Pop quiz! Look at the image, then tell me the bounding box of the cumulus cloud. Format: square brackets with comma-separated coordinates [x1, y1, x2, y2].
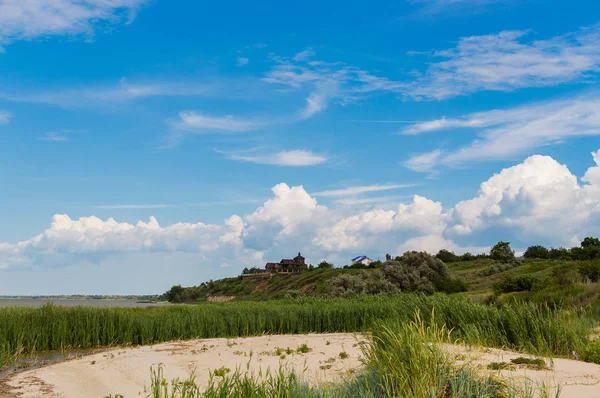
[236, 57, 249, 66]
[0, 0, 147, 51]
[449, 153, 600, 246]
[2, 151, 600, 293]
[407, 25, 600, 100]
[403, 96, 600, 171]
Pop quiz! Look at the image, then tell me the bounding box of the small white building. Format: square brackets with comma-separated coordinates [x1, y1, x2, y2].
[351, 255, 373, 266]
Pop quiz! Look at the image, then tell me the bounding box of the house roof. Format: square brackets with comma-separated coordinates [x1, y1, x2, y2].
[351, 255, 368, 261]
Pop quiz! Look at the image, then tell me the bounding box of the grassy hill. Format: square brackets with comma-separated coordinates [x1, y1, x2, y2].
[166, 257, 600, 311]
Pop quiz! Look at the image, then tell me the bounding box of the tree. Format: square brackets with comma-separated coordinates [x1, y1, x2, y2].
[164, 285, 184, 303]
[523, 245, 550, 259]
[490, 241, 515, 263]
[385, 253, 392, 261]
[242, 267, 250, 275]
[318, 261, 333, 269]
[582, 237, 600, 248]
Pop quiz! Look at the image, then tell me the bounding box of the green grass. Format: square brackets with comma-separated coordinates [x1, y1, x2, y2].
[0, 295, 592, 369]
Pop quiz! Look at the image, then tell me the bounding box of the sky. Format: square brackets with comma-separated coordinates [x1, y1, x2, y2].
[1, 0, 600, 295]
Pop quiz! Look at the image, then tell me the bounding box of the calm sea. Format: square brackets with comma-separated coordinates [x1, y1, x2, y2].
[0, 299, 167, 308]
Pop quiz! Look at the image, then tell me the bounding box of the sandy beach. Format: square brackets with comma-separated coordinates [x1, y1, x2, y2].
[3, 334, 600, 397]
[0, 333, 366, 397]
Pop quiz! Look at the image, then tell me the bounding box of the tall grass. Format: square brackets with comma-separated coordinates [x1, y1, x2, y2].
[0, 295, 592, 368]
[144, 316, 560, 398]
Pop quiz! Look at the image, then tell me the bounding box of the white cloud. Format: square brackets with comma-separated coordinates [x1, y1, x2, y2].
[236, 57, 249, 66]
[293, 48, 316, 61]
[263, 50, 402, 119]
[409, 0, 506, 15]
[407, 25, 600, 100]
[403, 149, 443, 173]
[3, 152, 600, 294]
[403, 96, 600, 171]
[0, 0, 146, 51]
[0, 110, 11, 123]
[1, 79, 216, 108]
[449, 153, 600, 246]
[94, 204, 175, 209]
[313, 184, 414, 197]
[39, 132, 68, 142]
[171, 111, 264, 134]
[224, 150, 328, 167]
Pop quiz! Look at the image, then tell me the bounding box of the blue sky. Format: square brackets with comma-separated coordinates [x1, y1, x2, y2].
[1, 0, 600, 295]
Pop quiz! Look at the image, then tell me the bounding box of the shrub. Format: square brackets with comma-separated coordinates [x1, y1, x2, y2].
[439, 278, 468, 294]
[549, 247, 571, 260]
[435, 249, 459, 263]
[493, 275, 538, 295]
[482, 260, 521, 276]
[329, 252, 453, 297]
[381, 252, 451, 294]
[584, 339, 600, 364]
[490, 241, 515, 263]
[579, 261, 600, 282]
[523, 245, 550, 259]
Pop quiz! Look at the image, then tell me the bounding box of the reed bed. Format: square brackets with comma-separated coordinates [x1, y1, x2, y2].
[0, 295, 592, 368]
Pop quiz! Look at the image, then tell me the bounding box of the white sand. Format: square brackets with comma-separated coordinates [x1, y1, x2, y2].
[1, 333, 366, 397]
[447, 345, 600, 398]
[3, 335, 600, 397]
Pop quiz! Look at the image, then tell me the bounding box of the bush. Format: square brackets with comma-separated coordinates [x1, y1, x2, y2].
[490, 241, 515, 263]
[439, 278, 468, 294]
[381, 252, 451, 294]
[493, 275, 538, 295]
[330, 252, 453, 297]
[482, 260, 521, 276]
[523, 245, 550, 259]
[584, 339, 600, 364]
[435, 249, 459, 263]
[549, 247, 571, 260]
[571, 246, 600, 261]
[579, 261, 600, 282]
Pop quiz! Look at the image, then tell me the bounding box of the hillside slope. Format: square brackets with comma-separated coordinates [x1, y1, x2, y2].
[167, 258, 600, 309]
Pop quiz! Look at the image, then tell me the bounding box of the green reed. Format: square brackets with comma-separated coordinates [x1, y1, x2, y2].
[0, 295, 592, 368]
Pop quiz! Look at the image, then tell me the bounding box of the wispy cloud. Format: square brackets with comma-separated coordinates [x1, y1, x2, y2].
[406, 24, 600, 100]
[0, 78, 217, 109]
[39, 132, 69, 142]
[263, 50, 403, 119]
[313, 184, 415, 197]
[236, 57, 249, 66]
[223, 149, 328, 167]
[293, 48, 316, 61]
[0, 0, 147, 51]
[403, 96, 600, 171]
[0, 110, 11, 123]
[94, 204, 175, 209]
[408, 0, 507, 16]
[170, 111, 265, 134]
[334, 195, 412, 206]
[403, 150, 443, 173]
